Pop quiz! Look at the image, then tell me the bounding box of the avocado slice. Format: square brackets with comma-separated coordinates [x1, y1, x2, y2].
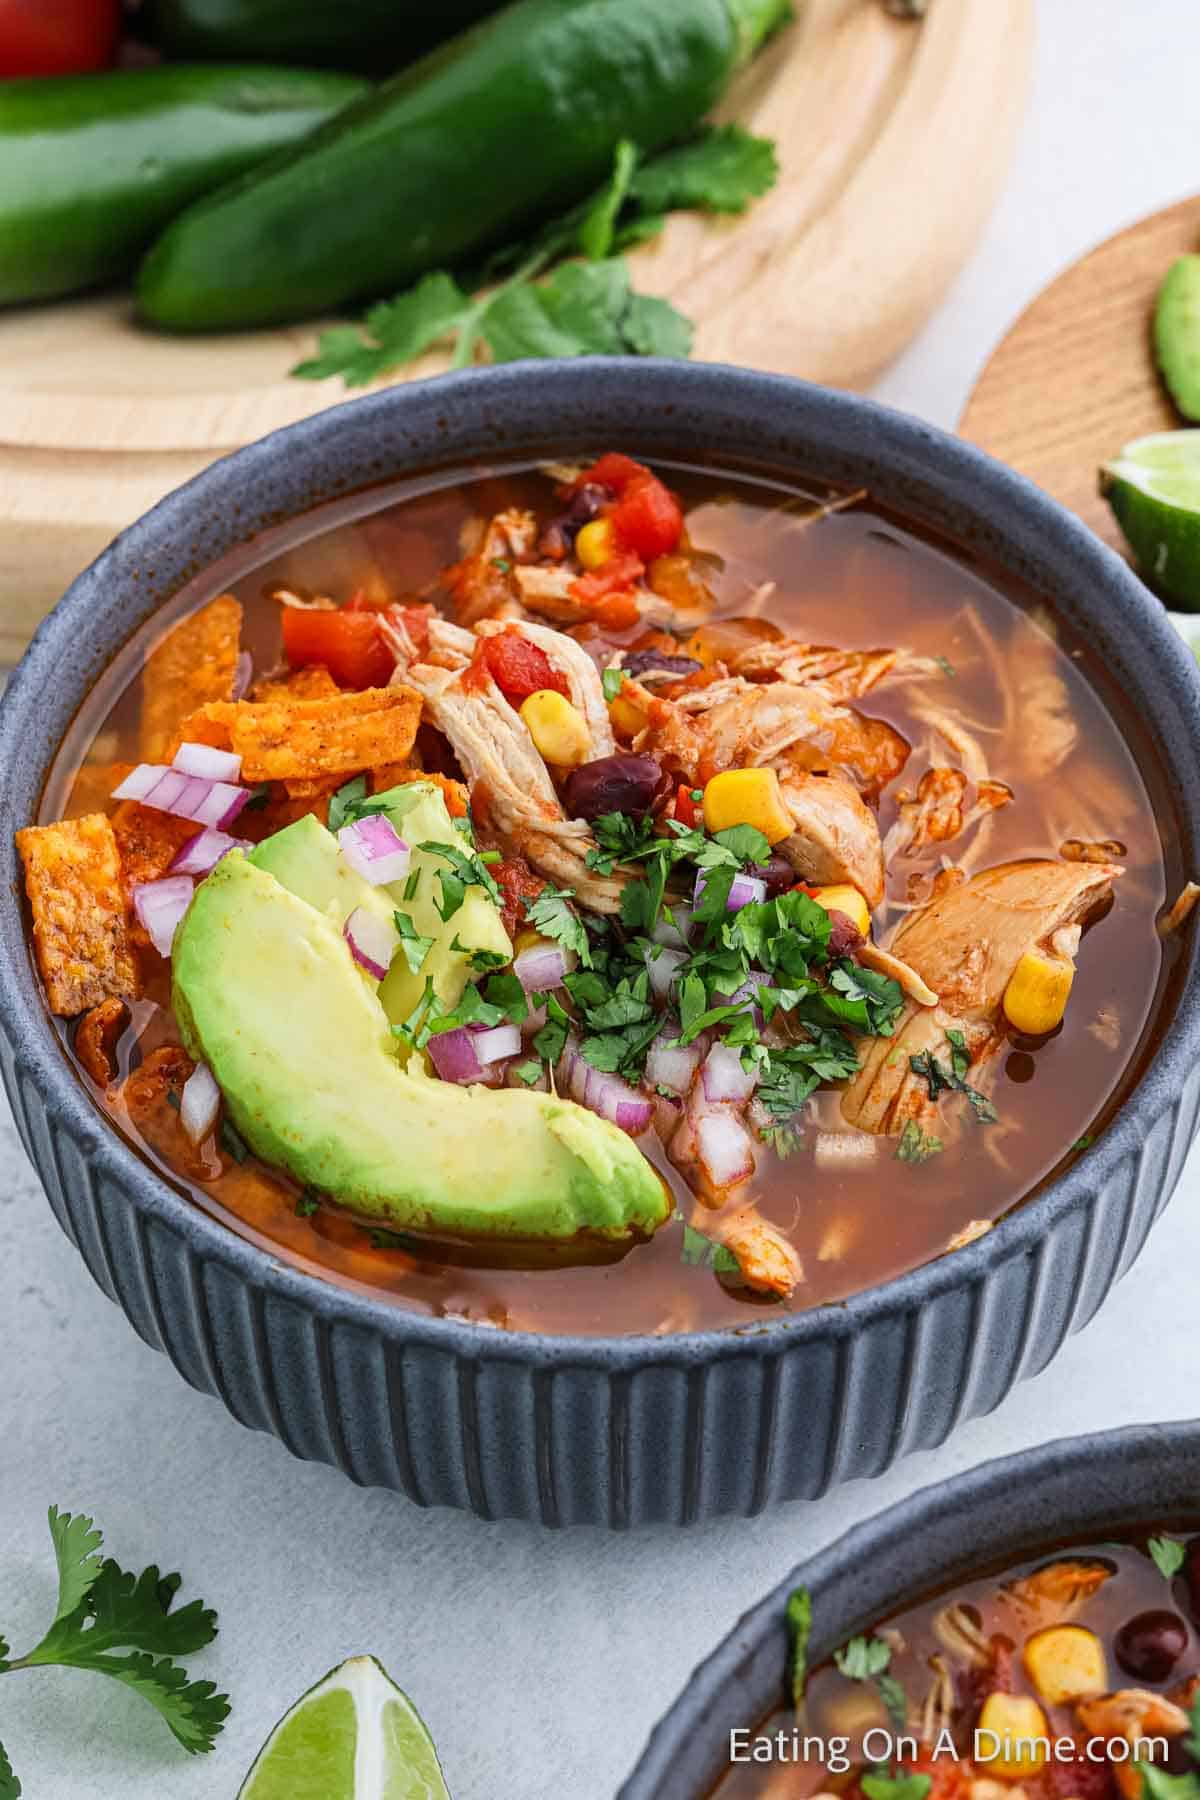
[172, 853, 669, 1245]
[249, 786, 511, 1023]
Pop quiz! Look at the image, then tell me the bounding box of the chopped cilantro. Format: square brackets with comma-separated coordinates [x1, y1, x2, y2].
[403, 868, 421, 902]
[532, 994, 571, 1065]
[1072, 1133, 1094, 1152]
[419, 838, 501, 920]
[1148, 1534, 1187, 1581]
[877, 1673, 909, 1734]
[896, 1120, 944, 1163]
[295, 1187, 321, 1218]
[452, 937, 507, 973]
[862, 1771, 931, 1800]
[1141, 1768, 1200, 1800]
[241, 781, 271, 813]
[327, 774, 368, 834]
[786, 1587, 813, 1708]
[934, 654, 957, 677]
[680, 1223, 740, 1274]
[219, 1117, 249, 1165]
[524, 885, 592, 967]
[602, 666, 627, 703]
[909, 1038, 998, 1124]
[513, 1060, 543, 1086]
[491, 557, 511, 573]
[710, 824, 771, 866]
[393, 910, 435, 975]
[834, 1636, 892, 1681]
[369, 1227, 424, 1253]
[481, 971, 529, 1025]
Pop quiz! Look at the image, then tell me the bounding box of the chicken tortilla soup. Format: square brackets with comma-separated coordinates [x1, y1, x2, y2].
[18, 454, 1194, 1334]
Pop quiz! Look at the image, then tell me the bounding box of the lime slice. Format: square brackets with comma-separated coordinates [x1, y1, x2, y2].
[1101, 430, 1200, 611]
[237, 1655, 451, 1800]
[1156, 256, 1200, 420]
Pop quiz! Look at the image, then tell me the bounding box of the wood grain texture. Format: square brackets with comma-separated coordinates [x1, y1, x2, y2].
[0, 0, 1032, 660]
[960, 195, 1200, 551]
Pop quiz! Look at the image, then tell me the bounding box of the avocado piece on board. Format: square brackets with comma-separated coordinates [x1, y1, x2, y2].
[172, 853, 668, 1244]
[249, 785, 512, 1022]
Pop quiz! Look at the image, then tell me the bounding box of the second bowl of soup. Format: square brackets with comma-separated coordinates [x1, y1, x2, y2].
[2, 362, 1199, 1523]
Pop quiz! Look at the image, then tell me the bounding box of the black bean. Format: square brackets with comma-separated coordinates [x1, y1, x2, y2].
[562, 753, 663, 822]
[759, 853, 797, 897]
[622, 649, 703, 682]
[1114, 1609, 1189, 1683]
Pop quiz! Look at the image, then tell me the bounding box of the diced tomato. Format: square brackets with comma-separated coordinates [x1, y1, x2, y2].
[674, 783, 700, 829]
[281, 607, 394, 690]
[493, 854, 546, 940]
[611, 474, 683, 561]
[570, 550, 645, 617]
[575, 452, 644, 496]
[0, 0, 119, 75]
[478, 631, 569, 705]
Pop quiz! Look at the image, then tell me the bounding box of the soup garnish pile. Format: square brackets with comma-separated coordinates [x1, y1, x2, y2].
[721, 1531, 1200, 1800]
[16, 454, 1193, 1333]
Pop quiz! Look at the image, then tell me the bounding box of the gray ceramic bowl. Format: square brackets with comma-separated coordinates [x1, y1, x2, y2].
[2, 362, 1199, 1528]
[619, 1419, 1200, 1797]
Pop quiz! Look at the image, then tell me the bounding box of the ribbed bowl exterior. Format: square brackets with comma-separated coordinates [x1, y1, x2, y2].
[3, 363, 1199, 1528]
[621, 1421, 1200, 1796]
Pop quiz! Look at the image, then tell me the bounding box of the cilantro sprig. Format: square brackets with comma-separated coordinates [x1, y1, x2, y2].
[0, 1506, 228, 1795]
[909, 1028, 998, 1125]
[294, 126, 777, 386]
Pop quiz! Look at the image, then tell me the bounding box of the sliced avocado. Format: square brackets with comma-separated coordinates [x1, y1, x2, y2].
[172, 853, 668, 1245]
[249, 785, 511, 1023]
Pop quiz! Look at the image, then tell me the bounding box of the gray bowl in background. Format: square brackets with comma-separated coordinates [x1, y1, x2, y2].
[1, 360, 1198, 1528]
[619, 1420, 1200, 1797]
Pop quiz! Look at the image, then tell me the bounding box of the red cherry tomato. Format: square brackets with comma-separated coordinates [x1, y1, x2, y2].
[0, 0, 120, 76]
[478, 631, 570, 705]
[281, 606, 394, 690]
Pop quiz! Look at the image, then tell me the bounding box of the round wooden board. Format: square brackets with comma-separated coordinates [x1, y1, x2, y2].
[0, 0, 1032, 662]
[960, 194, 1200, 554]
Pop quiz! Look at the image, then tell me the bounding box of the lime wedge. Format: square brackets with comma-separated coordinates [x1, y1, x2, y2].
[237, 1655, 451, 1800]
[1100, 430, 1200, 610]
[1156, 256, 1200, 420]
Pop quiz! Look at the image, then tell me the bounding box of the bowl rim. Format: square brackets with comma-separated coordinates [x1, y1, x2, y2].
[620, 1416, 1200, 1794]
[4, 357, 1200, 1370]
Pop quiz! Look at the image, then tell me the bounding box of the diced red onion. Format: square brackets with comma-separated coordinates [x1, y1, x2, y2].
[111, 763, 166, 804]
[645, 1028, 703, 1096]
[343, 905, 400, 980]
[652, 904, 694, 949]
[171, 740, 243, 783]
[132, 875, 194, 958]
[644, 943, 685, 1001]
[513, 942, 572, 992]
[469, 1023, 522, 1065]
[338, 816, 411, 886]
[428, 1027, 484, 1085]
[199, 782, 252, 830]
[180, 1060, 220, 1145]
[232, 650, 253, 701]
[695, 1110, 756, 1189]
[168, 827, 249, 877]
[693, 868, 767, 912]
[701, 1041, 758, 1104]
[146, 767, 194, 813]
[581, 1065, 653, 1136]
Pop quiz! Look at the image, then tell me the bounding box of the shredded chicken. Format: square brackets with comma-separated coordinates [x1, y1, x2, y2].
[933, 1603, 993, 1664]
[445, 508, 537, 626]
[403, 660, 627, 910]
[774, 769, 886, 908]
[728, 639, 941, 700]
[884, 767, 968, 860]
[476, 618, 615, 759]
[1075, 1689, 1191, 1744]
[1160, 881, 1200, 935]
[856, 941, 939, 1007]
[1006, 1559, 1115, 1617]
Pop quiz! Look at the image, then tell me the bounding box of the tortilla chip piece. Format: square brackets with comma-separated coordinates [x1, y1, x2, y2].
[176, 685, 421, 782]
[373, 766, 469, 818]
[120, 1045, 220, 1182]
[16, 814, 140, 1016]
[111, 801, 199, 947]
[76, 997, 129, 1088]
[140, 594, 243, 762]
[248, 664, 340, 704]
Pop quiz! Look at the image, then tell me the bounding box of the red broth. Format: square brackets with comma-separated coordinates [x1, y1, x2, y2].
[38, 458, 1184, 1336]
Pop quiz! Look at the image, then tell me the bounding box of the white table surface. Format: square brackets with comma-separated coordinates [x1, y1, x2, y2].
[4, 3, 1200, 1795]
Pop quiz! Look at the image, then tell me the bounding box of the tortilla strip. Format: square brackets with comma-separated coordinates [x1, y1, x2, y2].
[111, 801, 199, 948]
[175, 686, 421, 782]
[247, 664, 340, 704]
[140, 595, 242, 762]
[16, 814, 140, 1015]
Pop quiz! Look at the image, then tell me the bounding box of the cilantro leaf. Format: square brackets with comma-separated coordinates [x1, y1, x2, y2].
[294, 272, 471, 387]
[602, 667, 627, 703]
[1141, 1769, 1200, 1800]
[419, 839, 501, 919]
[862, 1771, 932, 1800]
[622, 291, 695, 359]
[680, 1223, 740, 1275]
[909, 1040, 998, 1125]
[630, 125, 780, 216]
[513, 1060, 543, 1086]
[1148, 1534, 1187, 1581]
[711, 825, 772, 866]
[295, 1187, 320, 1218]
[896, 1119, 943, 1163]
[393, 911, 434, 975]
[524, 886, 592, 967]
[2, 1508, 227, 1762]
[878, 1673, 909, 1733]
[0, 1740, 17, 1800]
[327, 774, 369, 834]
[834, 1635, 892, 1681]
[786, 1586, 813, 1708]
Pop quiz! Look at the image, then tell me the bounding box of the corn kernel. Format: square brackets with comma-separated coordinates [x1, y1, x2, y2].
[702, 768, 793, 845]
[575, 517, 616, 570]
[520, 689, 591, 767]
[1022, 1625, 1107, 1707]
[1003, 949, 1074, 1036]
[609, 692, 648, 738]
[977, 1693, 1050, 1781]
[811, 884, 871, 937]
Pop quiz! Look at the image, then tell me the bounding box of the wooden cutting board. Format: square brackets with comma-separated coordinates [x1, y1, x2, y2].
[959, 195, 1200, 552]
[0, 0, 1033, 664]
